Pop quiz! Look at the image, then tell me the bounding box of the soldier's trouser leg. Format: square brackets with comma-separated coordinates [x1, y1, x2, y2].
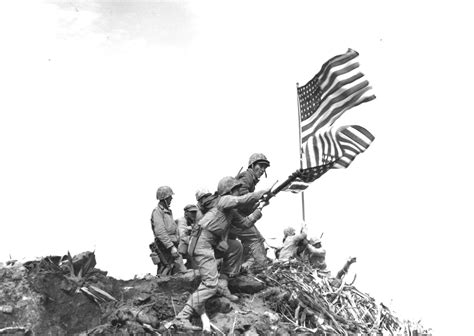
[177, 231, 219, 317]
[215, 238, 242, 301]
[216, 238, 243, 277]
[235, 226, 267, 268]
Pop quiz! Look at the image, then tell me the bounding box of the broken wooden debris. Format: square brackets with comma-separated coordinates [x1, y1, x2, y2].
[256, 260, 404, 335]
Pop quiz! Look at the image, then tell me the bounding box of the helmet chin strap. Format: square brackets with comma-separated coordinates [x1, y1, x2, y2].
[252, 163, 268, 178]
[162, 197, 171, 208]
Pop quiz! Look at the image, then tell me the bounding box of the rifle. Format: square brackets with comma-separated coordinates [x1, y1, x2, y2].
[259, 169, 302, 206]
[235, 166, 243, 178]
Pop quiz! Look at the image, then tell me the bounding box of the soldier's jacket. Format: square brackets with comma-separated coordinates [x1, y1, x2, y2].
[199, 190, 266, 241]
[236, 169, 261, 216]
[237, 168, 259, 194]
[278, 232, 307, 261]
[302, 245, 327, 270]
[151, 203, 178, 249]
[196, 207, 205, 223]
[176, 216, 193, 254]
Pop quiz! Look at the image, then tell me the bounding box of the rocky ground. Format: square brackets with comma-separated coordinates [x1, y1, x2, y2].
[0, 252, 430, 335]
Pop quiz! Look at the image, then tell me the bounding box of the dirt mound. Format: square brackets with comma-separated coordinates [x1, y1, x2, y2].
[0, 252, 429, 335]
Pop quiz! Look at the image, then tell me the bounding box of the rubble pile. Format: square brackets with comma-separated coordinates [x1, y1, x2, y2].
[256, 260, 414, 335]
[0, 252, 430, 335]
[0, 253, 119, 335]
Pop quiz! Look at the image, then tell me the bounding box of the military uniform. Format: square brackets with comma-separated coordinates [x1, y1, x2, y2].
[228, 168, 267, 271]
[302, 244, 327, 271]
[176, 190, 265, 319]
[176, 216, 192, 255]
[278, 232, 307, 261]
[176, 204, 199, 269]
[151, 203, 186, 274]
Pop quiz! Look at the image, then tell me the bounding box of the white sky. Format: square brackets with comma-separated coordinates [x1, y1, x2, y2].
[1, 1, 472, 334]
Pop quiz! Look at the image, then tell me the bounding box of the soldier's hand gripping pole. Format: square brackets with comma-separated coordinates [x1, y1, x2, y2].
[261, 180, 279, 202]
[259, 169, 302, 205]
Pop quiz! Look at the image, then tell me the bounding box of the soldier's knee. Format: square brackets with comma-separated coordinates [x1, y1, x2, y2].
[228, 239, 243, 253]
[202, 282, 218, 296]
[201, 273, 219, 291]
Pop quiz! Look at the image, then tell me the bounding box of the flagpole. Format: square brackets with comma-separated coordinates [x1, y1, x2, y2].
[296, 83, 306, 223]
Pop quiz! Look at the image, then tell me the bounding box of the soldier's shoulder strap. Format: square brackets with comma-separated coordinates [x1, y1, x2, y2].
[235, 166, 243, 179]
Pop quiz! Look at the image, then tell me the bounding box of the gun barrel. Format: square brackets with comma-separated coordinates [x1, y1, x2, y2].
[270, 170, 300, 196]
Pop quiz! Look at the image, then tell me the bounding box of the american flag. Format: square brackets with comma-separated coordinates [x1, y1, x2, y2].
[284, 49, 376, 193]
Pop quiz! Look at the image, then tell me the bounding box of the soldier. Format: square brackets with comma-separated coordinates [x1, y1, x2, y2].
[229, 153, 271, 273]
[237, 153, 271, 196]
[172, 177, 266, 331]
[195, 188, 213, 220]
[278, 228, 308, 261]
[274, 226, 296, 259]
[282, 226, 296, 243]
[150, 186, 186, 275]
[301, 237, 328, 272]
[176, 204, 199, 269]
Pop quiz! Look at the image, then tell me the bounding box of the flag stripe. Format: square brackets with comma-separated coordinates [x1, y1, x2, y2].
[302, 81, 374, 142]
[301, 79, 372, 137]
[339, 126, 374, 149]
[321, 62, 361, 99]
[316, 49, 359, 87]
[316, 81, 372, 130]
[300, 57, 363, 129]
[299, 49, 375, 145]
[324, 72, 365, 103]
[301, 56, 362, 128]
[302, 90, 374, 144]
[283, 49, 375, 194]
[333, 126, 375, 169]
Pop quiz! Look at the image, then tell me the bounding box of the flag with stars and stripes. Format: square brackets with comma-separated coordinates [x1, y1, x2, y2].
[283, 49, 376, 193]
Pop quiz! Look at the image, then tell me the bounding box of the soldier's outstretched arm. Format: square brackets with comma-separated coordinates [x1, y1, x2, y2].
[230, 208, 262, 230]
[219, 190, 267, 210]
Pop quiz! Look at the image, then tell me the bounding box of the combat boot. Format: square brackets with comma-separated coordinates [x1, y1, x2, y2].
[167, 305, 202, 331]
[217, 278, 239, 302]
[170, 318, 201, 331]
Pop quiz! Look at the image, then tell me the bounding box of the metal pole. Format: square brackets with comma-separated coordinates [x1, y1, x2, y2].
[296, 83, 306, 222]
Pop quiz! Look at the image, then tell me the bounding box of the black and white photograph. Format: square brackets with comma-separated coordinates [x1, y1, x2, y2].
[1, 1, 471, 335]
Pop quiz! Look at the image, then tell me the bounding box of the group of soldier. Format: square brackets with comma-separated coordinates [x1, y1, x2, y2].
[149, 153, 330, 330]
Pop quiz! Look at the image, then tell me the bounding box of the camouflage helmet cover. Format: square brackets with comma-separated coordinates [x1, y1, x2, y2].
[283, 227, 296, 237]
[248, 153, 270, 168]
[195, 188, 212, 202]
[309, 237, 322, 246]
[184, 204, 198, 212]
[156, 186, 174, 200]
[217, 176, 242, 196]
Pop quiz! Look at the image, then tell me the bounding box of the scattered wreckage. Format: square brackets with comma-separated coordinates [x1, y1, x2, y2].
[0, 251, 431, 335]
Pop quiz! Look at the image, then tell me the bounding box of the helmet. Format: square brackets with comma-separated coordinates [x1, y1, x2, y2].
[309, 237, 322, 246]
[248, 153, 270, 168]
[156, 186, 174, 200]
[283, 227, 296, 237]
[184, 204, 198, 212]
[217, 176, 242, 196]
[195, 188, 212, 202]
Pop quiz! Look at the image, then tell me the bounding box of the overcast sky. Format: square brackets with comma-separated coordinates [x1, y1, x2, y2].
[1, 1, 472, 334]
